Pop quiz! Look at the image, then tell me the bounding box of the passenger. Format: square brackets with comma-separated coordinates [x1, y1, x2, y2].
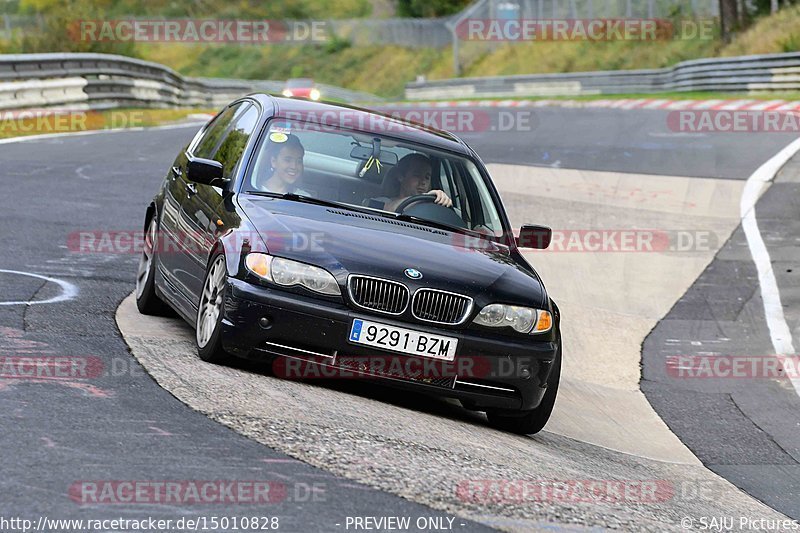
[258, 133, 312, 196]
[382, 153, 452, 212]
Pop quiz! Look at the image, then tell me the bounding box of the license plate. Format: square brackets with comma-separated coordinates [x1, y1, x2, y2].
[348, 319, 458, 361]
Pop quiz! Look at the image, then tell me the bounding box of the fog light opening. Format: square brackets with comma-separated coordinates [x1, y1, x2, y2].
[259, 316, 273, 329]
[520, 367, 532, 379]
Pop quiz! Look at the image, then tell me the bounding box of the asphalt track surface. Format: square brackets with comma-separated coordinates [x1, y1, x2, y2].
[642, 157, 800, 518]
[440, 107, 795, 179]
[0, 105, 798, 529]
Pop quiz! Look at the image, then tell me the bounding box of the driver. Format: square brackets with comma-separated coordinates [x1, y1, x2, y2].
[382, 153, 452, 212]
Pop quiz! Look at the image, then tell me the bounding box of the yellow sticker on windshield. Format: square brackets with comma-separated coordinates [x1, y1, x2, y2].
[269, 132, 288, 143]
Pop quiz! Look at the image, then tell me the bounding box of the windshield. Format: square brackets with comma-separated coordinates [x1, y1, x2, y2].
[242, 118, 506, 237]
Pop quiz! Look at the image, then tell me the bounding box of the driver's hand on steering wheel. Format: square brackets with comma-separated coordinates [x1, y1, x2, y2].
[430, 190, 453, 207]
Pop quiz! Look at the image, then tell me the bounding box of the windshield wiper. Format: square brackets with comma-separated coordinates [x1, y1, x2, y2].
[394, 213, 479, 236]
[246, 191, 359, 211]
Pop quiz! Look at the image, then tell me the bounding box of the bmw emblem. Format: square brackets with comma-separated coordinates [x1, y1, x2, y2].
[404, 268, 422, 280]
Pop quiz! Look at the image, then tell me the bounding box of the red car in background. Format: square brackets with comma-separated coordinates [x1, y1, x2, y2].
[282, 78, 321, 101]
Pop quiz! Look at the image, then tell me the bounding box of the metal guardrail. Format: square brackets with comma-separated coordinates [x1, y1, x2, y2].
[0, 52, 377, 111]
[195, 78, 382, 103]
[405, 52, 800, 99]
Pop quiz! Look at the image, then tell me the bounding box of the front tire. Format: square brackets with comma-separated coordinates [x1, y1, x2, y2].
[135, 216, 169, 315]
[487, 336, 561, 435]
[196, 253, 233, 364]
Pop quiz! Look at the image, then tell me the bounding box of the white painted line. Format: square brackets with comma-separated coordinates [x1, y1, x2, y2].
[643, 99, 669, 109]
[746, 100, 785, 111]
[626, 99, 652, 109]
[763, 100, 789, 111]
[717, 99, 757, 110]
[666, 100, 697, 110]
[688, 99, 724, 110]
[186, 113, 214, 121]
[0, 121, 206, 146]
[75, 164, 93, 180]
[0, 269, 78, 306]
[741, 137, 800, 397]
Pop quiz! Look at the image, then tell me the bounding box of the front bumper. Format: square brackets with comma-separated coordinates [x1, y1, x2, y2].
[221, 278, 559, 412]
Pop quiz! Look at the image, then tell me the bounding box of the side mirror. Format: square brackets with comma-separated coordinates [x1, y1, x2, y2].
[517, 225, 552, 249]
[187, 156, 226, 187]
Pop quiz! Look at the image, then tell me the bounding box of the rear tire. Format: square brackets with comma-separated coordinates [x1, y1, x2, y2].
[135, 216, 169, 315]
[196, 253, 233, 364]
[487, 336, 561, 435]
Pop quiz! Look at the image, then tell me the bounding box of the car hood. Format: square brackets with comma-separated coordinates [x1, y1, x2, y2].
[239, 197, 547, 308]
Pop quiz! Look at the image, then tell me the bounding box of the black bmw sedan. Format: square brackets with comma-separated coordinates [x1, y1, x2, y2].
[135, 95, 561, 434]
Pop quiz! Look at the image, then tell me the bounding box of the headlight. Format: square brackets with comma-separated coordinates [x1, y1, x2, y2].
[309, 88, 321, 100]
[473, 303, 552, 334]
[245, 253, 340, 296]
[282, 89, 293, 97]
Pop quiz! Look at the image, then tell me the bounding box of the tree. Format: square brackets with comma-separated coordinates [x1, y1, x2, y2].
[719, 0, 739, 41]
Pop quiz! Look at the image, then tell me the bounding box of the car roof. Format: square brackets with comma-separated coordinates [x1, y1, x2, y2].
[248, 94, 471, 156]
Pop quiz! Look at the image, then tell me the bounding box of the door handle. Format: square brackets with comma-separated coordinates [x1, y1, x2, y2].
[185, 182, 197, 197]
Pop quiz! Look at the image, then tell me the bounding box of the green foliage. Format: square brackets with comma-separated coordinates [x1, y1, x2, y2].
[779, 33, 800, 52]
[14, 0, 138, 55]
[18, 0, 371, 19]
[396, 0, 472, 17]
[721, 3, 800, 56]
[325, 34, 351, 54]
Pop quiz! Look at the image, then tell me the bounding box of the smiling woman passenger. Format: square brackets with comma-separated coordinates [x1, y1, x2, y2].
[258, 133, 312, 195]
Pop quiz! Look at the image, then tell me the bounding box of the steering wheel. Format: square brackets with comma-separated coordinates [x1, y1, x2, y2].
[395, 193, 437, 213]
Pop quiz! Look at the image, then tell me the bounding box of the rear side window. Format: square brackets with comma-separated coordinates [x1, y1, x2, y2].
[193, 103, 247, 159]
[215, 106, 259, 177]
[192, 102, 259, 178]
